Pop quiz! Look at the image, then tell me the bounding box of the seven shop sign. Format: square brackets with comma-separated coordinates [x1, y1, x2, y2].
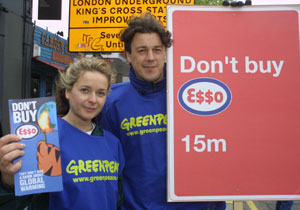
[69, 0, 193, 52]
[167, 5, 300, 201]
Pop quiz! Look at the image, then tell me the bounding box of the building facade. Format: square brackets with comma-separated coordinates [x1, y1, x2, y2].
[0, 0, 33, 134]
[32, 25, 76, 98]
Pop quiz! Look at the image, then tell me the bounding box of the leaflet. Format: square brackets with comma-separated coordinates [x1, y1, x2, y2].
[8, 96, 63, 196]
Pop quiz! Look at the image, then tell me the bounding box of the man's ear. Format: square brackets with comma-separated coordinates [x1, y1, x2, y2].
[125, 51, 131, 63]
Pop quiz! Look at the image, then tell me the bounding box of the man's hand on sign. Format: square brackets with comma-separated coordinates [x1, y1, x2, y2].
[222, 0, 252, 6]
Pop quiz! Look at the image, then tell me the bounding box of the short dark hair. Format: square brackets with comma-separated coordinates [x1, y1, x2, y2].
[120, 12, 172, 53]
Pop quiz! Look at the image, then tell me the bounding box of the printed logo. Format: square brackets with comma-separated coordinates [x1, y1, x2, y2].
[16, 124, 39, 139]
[178, 78, 232, 116]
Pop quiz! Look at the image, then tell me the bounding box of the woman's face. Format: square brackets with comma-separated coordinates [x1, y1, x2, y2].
[65, 70, 109, 123]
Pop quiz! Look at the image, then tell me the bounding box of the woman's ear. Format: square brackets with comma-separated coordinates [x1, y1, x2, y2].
[65, 89, 70, 100]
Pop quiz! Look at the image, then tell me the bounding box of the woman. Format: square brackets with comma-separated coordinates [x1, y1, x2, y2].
[0, 57, 124, 210]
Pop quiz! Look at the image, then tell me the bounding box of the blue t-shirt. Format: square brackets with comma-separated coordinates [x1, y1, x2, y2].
[49, 118, 125, 210]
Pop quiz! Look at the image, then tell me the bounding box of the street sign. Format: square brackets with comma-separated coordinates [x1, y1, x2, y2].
[69, 0, 194, 52]
[69, 28, 124, 52]
[167, 5, 300, 201]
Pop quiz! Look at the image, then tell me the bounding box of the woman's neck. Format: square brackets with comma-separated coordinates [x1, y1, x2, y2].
[62, 114, 93, 132]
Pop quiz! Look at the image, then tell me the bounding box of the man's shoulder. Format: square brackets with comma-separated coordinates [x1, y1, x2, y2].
[111, 81, 130, 89]
[108, 82, 131, 98]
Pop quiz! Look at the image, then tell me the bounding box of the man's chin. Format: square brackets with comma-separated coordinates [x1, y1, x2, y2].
[143, 74, 164, 83]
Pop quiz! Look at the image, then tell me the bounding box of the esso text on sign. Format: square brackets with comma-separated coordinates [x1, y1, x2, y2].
[16, 124, 39, 139]
[178, 78, 232, 116]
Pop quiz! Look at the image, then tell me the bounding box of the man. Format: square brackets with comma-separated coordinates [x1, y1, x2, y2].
[100, 13, 226, 210]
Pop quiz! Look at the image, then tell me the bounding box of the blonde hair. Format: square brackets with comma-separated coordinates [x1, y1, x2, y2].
[55, 57, 112, 117]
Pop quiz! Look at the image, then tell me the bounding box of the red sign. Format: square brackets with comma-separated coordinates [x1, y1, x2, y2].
[167, 5, 300, 201]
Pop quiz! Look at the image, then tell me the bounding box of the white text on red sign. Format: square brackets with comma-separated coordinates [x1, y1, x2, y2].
[181, 56, 284, 77]
[181, 135, 227, 152]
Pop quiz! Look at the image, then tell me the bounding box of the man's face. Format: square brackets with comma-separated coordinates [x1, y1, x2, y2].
[126, 33, 166, 83]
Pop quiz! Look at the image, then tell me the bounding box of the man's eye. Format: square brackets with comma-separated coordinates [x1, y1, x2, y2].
[154, 48, 162, 53]
[138, 49, 146, 53]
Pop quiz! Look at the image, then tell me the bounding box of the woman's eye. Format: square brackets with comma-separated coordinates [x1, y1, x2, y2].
[97, 91, 106, 96]
[80, 88, 88, 93]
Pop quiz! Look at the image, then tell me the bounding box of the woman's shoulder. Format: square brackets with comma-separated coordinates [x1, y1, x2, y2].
[102, 129, 120, 143]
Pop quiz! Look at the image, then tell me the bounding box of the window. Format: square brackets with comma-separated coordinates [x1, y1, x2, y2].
[31, 73, 41, 98]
